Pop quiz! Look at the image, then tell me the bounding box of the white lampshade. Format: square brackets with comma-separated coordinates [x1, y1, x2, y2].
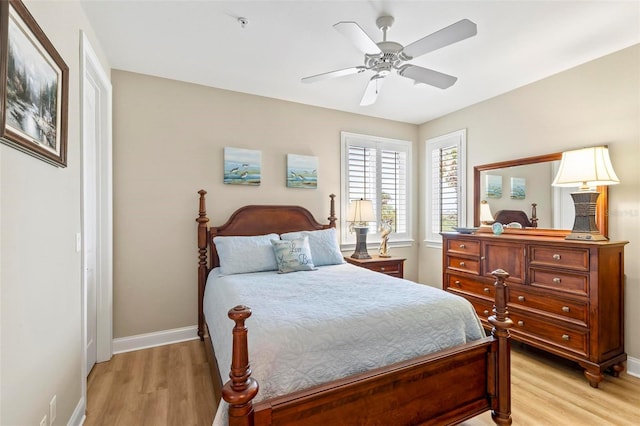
[552, 146, 620, 189]
[347, 199, 375, 224]
[480, 200, 494, 224]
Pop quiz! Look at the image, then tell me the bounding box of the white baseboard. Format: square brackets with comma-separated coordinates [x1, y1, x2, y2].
[67, 397, 85, 426]
[112, 325, 199, 354]
[627, 356, 640, 378]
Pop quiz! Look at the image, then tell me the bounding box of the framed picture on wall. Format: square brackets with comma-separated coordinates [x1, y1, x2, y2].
[223, 147, 261, 186]
[286, 154, 318, 189]
[510, 177, 526, 200]
[0, 0, 69, 167]
[485, 174, 502, 199]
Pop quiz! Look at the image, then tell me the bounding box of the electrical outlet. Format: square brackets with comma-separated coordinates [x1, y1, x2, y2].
[39, 415, 47, 426]
[50, 395, 57, 424]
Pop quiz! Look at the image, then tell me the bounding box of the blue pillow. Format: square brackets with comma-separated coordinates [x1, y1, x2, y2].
[213, 233, 279, 275]
[280, 228, 345, 266]
[270, 237, 317, 273]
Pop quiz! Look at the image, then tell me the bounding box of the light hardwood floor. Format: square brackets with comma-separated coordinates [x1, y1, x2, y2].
[85, 340, 215, 426]
[86, 340, 640, 425]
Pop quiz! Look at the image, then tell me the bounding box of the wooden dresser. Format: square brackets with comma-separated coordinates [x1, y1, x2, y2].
[441, 231, 627, 387]
[345, 255, 405, 278]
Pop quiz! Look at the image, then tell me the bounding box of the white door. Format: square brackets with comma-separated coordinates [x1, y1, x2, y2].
[81, 32, 113, 389]
[83, 82, 98, 373]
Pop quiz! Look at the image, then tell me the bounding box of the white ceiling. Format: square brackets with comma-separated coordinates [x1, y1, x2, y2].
[80, 1, 640, 124]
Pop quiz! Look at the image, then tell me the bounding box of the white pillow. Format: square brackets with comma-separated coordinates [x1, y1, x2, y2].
[280, 228, 345, 266]
[270, 236, 316, 273]
[213, 233, 279, 275]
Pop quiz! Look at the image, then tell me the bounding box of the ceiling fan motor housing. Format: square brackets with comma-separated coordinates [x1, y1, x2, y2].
[365, 41, 403, 75]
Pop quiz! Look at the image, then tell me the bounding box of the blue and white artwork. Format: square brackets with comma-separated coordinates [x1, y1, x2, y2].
[510, 177, 526, 200]
[287, 154, 318, 189]
[224, 147, 261, 186]
[485, 174, 502, 199]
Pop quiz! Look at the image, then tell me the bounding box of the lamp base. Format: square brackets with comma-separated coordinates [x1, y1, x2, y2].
[351, 227, 371, 259]
[567, 190, 607, 241]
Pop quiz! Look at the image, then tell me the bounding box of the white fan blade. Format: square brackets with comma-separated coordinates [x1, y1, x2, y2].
[398, 64, 457, 89]
[301, 66, 366, 84]
[334, 22, 382, 54]
[401, 19, 477, 60]
[360, 75, 385, 106]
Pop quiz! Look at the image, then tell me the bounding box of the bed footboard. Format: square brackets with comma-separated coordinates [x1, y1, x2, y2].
[222, 270, 513, 426]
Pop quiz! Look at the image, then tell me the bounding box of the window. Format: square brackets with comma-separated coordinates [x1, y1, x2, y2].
[340, 132, 411, 246]
[425, 129, 466, 244]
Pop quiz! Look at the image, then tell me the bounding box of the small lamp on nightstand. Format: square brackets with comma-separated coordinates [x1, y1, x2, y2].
[552, 146, 619, 241]
[347, 198, 376, 259]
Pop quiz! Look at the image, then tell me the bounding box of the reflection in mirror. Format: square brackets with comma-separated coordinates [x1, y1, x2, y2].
[473, 153, 608, 236]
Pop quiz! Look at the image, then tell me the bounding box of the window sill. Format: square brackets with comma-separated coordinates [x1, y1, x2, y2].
[340, 239, 414, 252]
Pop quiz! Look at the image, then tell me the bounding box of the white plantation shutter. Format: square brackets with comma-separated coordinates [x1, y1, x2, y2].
[341, 132, 411, 245]
[380, 149, 407, 234]
[425, 130, 466, 244]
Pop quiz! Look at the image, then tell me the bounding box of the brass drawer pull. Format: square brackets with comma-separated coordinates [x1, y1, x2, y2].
[454, 280, 461, 286]
[518, 296, 525, 302]
[380, 267, 386, 271]
[562, 334, 570, 341]
[517, 321, 525, 327]
[553, 254, 561, 260]
[483, 310, 489, 316]
[562, 306, 570, 313]
[553, 277, 561, 284]
[460, 244, 466, 249]
[483, 287, 490, 293]
[459, 261, 466, 267]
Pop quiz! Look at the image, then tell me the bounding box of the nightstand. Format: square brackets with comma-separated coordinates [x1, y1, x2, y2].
[344, 255, 405, 278]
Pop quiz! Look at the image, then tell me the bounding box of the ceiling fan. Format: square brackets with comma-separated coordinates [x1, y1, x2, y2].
[301, 16, 477, 106]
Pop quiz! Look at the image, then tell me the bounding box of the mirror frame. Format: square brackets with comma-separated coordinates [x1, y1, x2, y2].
[473, 152, 608, 237]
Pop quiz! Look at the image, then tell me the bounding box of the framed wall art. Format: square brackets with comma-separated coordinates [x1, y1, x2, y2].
[510, 177, 526, 200]
[223, 147, 261, 186]
[485, 174, 502, 199]
[0, 0, 69, 167]
[286, 154, 317, 189]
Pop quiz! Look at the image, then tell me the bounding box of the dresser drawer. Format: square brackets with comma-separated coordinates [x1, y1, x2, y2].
[509, 287, 588, 326]
[529, 245, 589, 271]
[469, 297, 494, 325]
[446, 239, 481, 256]
[344, 256, 405, 278]
[529, 268, 588, 296]
[510, 310, 588, 357]
[367, 261, 402, 276]
[447, 274, 494, 299]
[446, 256, 480, 275]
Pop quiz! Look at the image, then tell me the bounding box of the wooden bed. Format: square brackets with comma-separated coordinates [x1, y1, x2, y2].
[196, 190, 513, 426]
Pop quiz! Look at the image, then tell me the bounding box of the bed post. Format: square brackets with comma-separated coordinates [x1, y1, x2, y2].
[196, 190, 210, 341]
[328, 193, 337, 227]
[222, 306, 259, 426]
[489, 269, 513, 426]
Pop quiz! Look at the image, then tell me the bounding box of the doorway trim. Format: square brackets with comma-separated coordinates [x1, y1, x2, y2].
[80, 30, 113, 405]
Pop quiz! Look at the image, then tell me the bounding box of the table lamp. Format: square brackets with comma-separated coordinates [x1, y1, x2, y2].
[480, 200, 494, 226]
[347, 199, 375, 258]
[551, 146, 619, 240]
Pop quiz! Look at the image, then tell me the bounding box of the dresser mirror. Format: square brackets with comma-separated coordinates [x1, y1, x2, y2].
[473, 152, 608, 237]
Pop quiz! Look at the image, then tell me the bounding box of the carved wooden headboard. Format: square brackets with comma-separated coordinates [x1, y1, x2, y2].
[195, 190, 337, 339]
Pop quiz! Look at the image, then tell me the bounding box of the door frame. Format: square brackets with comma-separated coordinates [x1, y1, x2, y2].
[80, 30, 113, 399]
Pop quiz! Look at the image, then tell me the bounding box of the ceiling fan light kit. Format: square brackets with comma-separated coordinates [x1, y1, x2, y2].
[302, 16, 477, 106]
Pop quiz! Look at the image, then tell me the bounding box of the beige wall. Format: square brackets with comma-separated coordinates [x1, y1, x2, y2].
[418, 45, 640, 359]
[1, 1, 110, 424]
[111, 70, 419, 338]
